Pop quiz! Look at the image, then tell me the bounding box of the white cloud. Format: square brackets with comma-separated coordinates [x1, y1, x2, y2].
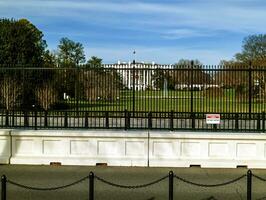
[1, 0, 266, 34]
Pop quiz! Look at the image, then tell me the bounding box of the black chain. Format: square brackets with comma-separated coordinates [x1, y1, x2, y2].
[253, 174, 266, 182]
[7, 176, 89, 191]
[95, 174, 168, 189]
[174, 174, 246, 187]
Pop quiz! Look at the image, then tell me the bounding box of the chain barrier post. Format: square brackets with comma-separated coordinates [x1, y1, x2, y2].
[169, 171, 174, 200]
[89, 172, 94, 200]
[1, 175, 6, 200]
[247, 170, 252, 200]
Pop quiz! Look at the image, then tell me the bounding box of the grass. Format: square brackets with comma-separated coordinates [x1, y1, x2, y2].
[63, 89, 266, 113]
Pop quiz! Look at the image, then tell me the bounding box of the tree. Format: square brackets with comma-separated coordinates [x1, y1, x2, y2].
[0, 18, 47, 66]
[0, 77, 22, 110]
[170, 59, 211, 89]
[87, 56, 102, 68]
[235, 34, 266, 62]
[82, 70, 120, 101]
[58, 37, 85, 66]
[35, 83, 58, 111]
[218, 34, 266, 101]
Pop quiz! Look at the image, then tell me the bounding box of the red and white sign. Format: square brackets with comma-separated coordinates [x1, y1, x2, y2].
[206, 114, 221, 124]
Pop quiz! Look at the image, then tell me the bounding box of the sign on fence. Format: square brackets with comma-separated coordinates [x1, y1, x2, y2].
[206, 114, 221, 124]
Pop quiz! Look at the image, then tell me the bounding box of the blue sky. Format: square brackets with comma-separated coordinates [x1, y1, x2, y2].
[1, 0, 266, 64]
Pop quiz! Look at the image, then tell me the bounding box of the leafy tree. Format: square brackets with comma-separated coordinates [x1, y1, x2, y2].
[218, 34, 266, 101]
[58, 37, 85, 66]
[0, 18, 47, 66]
[235, 34, 266, 62]
[87, 56, 102, 68]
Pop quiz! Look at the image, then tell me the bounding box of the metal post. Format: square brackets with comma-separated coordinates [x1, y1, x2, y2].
[247, 170, 252, 200]
[257, 113, 261, 131]
[24, 111, 29, 127]
[235, 113, 239, 131]
[148, 112, 152, 129]
[105, 111, 109, 128]
[190, 61, 194, 114]
[191, 113, 195, 130]
[64, 112, 68, 128]
[262, 112, 265, 132]
[44, 110, 48, 128]
[132, 60, 136, 116]
[169, 171, 174, 200]
[1, 175, 6, 200]
[89, 172, 94, 200]
[34, 109, 37, 130]
[248, 62, 252, 117]
[12, 110, 14, 127]
[170, 110, 174, 131]
[5, 110, 9, 127]
[125, 109, 129, 130]
[85, 112, 88, 128]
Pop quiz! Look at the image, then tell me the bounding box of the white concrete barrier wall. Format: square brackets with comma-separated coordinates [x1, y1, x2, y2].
[2, 130, 266, 168]
[0, 130, 11, 164]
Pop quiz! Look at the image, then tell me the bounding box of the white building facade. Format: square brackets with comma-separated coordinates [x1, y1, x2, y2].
[103, 62, 174, 90]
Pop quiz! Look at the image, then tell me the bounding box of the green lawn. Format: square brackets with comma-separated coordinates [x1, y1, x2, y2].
[64, 89, 266, 113]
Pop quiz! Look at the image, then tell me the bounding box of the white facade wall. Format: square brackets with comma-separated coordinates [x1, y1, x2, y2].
[2, 130, 266, 168]
[103, 63, 174, 90]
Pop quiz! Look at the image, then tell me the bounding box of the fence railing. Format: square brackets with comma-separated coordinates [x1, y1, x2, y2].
[1, 170, 265, 200]
[0, 110, 265, 132]
[0, 65, 266, 130]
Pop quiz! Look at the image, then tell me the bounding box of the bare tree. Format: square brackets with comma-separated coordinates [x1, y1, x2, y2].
[82, 70, 120, 101]
[0, 77, 22, 110]
[35, 84, 58, 111]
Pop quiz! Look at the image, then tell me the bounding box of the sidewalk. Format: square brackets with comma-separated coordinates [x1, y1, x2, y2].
[1, 165, 266, 200]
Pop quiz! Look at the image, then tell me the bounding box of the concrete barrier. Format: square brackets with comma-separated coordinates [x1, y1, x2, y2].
[0, 130, 11, 164]
[1, 129, 266, 168]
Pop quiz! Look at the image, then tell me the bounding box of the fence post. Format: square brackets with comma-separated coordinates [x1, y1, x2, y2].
[169, 171, 174, 200]
[247, 170, 252, 200]
[105, 111, 109, 128]
[12, 110, 14, 127]
[44, 110, 48, 128]
[262, 112, 265, 133]
[148, 112, 152, 129]
[5, 110, 9, 127]
[248, 61, 252, 117]
[1, 175, 6, 200]
[190, 61, 194, 114]
[34, 109, 37, 130]
[89, 172, 94, 200]
[257, 113, 261, 131]
[235, 113, 239, 131]
[191, 113, 195, 130]
[64, 112, 68, 128]
[85, 112, 88, 128]
[132, 60, 136, 116]
[125, 109, 130, 130]
[170, 110, 174, 131]
[24, 111, 29, 127]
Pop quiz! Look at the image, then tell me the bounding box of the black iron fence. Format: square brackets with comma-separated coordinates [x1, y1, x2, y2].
[1, 170, 265, 200]
[0, 64, 266, 131]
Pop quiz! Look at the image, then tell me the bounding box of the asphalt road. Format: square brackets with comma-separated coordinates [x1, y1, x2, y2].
[1, 165, 266, 200]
